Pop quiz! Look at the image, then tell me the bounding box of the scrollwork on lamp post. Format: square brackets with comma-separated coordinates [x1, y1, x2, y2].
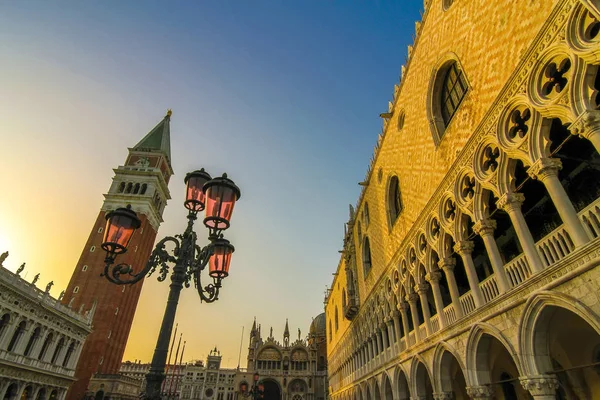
[100, 168, 241, 400]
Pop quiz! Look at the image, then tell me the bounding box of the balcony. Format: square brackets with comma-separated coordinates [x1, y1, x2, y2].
[0, 348, 75, 377]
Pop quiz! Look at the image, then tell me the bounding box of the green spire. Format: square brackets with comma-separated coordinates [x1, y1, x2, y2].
[133, 110, 172, 165]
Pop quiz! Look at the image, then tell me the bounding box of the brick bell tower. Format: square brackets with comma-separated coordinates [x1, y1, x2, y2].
[63, 111, 174, 400]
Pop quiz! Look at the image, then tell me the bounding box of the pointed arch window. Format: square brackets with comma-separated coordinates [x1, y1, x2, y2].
[362, 237, 372, 276]
[334, 307, 339, 332]
[387, 176, 403, 225]
[441, 62, 468, 126]
[363, 203, 370, 228]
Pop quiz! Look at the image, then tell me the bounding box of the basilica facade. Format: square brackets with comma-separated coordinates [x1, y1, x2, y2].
[325, 0, 600, 399]
[238, 317, 327, 400]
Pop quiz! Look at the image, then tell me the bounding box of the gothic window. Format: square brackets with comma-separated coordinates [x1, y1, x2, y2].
[38, 333, 53, 360]
[441, 62, 468, 126]
[82, 265, 88, 272]
[133, 183, 140, 194]
[141, 184, 148, 195]
[118, 182, 125, 193]
[90, 246, 95, 253]
[342, 289, 347, 309]
[443, 0, 454, 10]
[387, 176, 403, 225]
[329, 321, 332, 342]
[397, 111, 405, 131]
[362, 237, 372, 276]
[51, 338, 65, 364]
[335, 307, 339, 332]
[98, 227, 103, 234]
[126, 182, 133, 193]
[7, 321, 26, 352]
[73, 286, 79, 294]
[24, 327, 41, 356]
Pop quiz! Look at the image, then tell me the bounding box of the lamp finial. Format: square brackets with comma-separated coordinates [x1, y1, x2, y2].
[166, 109, 172, 118]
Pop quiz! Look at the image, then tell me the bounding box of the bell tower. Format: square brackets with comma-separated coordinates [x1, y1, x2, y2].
[63, 111, 174, 400]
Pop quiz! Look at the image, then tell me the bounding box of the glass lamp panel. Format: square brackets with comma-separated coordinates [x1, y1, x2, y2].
[205, 185, 237, 229]
[185, 175, 209, 212]
[240, 383, 248, 394]
[208, 243, 233, 278]
[102, 213, 138, 254]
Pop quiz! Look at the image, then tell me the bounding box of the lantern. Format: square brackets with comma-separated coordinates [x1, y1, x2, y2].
[101, 205, 141, 255]
[184, 169, 212, 212]
[208, 238, 235, 279]
[203, 173, 241, 230]
[253, 373, 260, 383]
[240, 383, 248, 395]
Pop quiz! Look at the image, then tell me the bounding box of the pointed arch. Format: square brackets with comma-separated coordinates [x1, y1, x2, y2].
[519, 289, 600, 376]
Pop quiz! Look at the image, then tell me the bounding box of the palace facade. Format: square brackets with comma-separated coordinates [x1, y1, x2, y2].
[325, 0, 600, 399]
[0, 259, 92, 400]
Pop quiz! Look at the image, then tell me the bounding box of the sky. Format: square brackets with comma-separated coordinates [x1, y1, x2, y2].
[0, 1, 422, 367]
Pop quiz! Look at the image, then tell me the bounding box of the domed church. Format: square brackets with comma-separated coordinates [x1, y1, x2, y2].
[236, 315, 328, 400]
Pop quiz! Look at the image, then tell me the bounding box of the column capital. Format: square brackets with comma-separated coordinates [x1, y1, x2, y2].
[398, 302, 410, 311]
[497, 192, 525, 212]
[453, 240, 474, 256]
[415, 283, 429, 294]
[438, 257, 456, 271]
[392, 309, 401, 318]
[570, 109, 600, 138]
[466, 385, 494, 399]
[528, 158, 562, 181]
[407, 292, 420, 303]
[432, 393, 453, 400]
[519, 375, 559, 396]
[426, 270, 442, 284]
[473, 218, 497, 236]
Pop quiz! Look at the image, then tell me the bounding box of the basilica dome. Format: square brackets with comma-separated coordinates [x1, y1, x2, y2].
[309, 312, 326, 336]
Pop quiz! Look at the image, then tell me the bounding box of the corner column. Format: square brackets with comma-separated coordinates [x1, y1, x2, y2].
[520, 375, 559, 400]
[415, 284, 433, 336]
[407, 293, 421, 342]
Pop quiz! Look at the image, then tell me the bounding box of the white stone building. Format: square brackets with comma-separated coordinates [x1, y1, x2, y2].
[0, 259, 93, 400]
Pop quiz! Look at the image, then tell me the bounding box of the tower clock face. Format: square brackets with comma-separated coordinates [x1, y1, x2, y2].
[209, 362, 218, 369]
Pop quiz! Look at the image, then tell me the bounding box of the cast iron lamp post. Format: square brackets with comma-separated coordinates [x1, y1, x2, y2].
[100, 169, 241, 400]
[239, 373, 264, 400]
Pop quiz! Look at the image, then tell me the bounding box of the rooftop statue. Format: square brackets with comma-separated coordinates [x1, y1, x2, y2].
[32, 273, 40, 285]
[45, 281, 54, 293]
[16, 262, 25, 276]
[0, 251, 8, 267]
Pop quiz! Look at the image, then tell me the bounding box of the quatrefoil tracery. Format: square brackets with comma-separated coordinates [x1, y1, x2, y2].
[444, 199, 457, 221]
[482, 145, 500, 173]
[430, 218, 441, 239]
[543, 58, 571, 95]
[508, 108, 531, 140]
[461, 175, 476, 200]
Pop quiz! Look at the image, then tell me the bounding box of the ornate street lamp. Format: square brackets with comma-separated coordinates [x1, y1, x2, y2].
[100, 168, 241, 400]
[239, 373, 264, 400]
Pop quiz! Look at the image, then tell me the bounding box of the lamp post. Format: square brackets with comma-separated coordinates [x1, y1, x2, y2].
[100, 169, 241, 400]
[239, 373, 264, 400]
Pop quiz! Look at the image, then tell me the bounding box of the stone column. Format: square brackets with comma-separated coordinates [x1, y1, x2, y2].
[399, 302, 412, 345]
[14, 325, 33, 355]
[415, 284, 433, 336]
[438, 258, 463, 319]
[385, 318, 395, 344]
[375, 330, 383, 355]
[367, 337, 374, 361]
[0, 317, 18, 349]
[473, 219, 510, 293]
[432, 393, 453, 400]
[407, 293, 421, 342]
[425, 271, 447, 329]
[453, 241, 484, 307]
[380, 323, 389, 349]
[69, 341, 84, 369]
[497, 193, 545, 273]
[529, 158, 590, 247]
[519, 375, 559, 400]
[392, 310, 402, 343]
[466, 385, 494, 399]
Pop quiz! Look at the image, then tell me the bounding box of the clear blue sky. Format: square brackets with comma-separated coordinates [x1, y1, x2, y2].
[0, 1, 422, 365]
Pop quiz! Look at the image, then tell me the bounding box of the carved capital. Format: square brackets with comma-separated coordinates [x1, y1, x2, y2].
[426, 270, 442, 284]
[519, 375, 559, 396]
[398, 302, 410, 312]
[407, 292, 420, 303]
[392, 309, 401, 319]
[570, 109, 600, 138]
[438, 257, 456, 271]
[453, 240, 475, 256]
[528, 158, 562, 181]
[466, 385, 494, 399]
[432, 393, 453, 400]
[415, 283, 430, 294]
[473, 218, 497, 236]
[496, 192, 525, 212]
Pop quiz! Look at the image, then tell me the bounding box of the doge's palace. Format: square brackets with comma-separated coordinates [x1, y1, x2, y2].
[0, 257, 92, 400]
[325, 0, 600, 399]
